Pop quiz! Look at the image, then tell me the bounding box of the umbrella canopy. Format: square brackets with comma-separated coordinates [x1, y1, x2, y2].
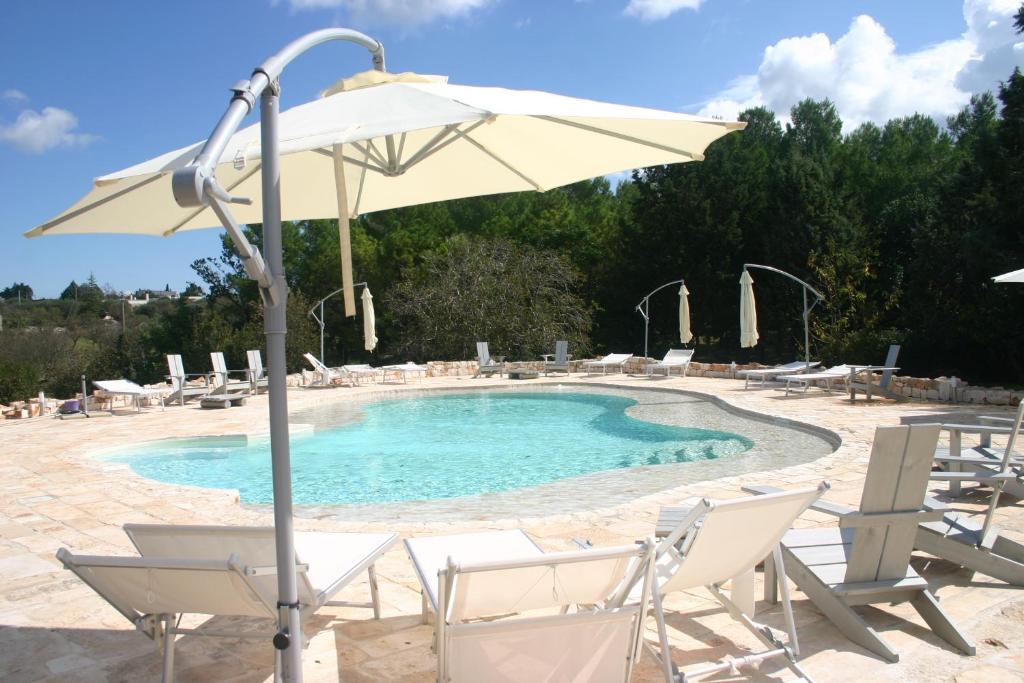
[740, 270, 759, 348]
[679, 283, 693, 344]
[361, 286, 377, 352]
[994, 268, 1024, 283]
[26, 70, 744, 238]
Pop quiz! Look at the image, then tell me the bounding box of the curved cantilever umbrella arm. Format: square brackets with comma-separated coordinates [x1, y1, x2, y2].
[742, 263, 824, 364]
[170, 29, 386, 312]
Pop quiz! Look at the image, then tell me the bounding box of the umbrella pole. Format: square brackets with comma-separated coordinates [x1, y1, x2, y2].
[260, 84, 304, 683]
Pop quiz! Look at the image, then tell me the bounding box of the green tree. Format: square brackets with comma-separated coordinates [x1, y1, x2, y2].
[0, 283, 33, 301]
[384, 237, 593, 361]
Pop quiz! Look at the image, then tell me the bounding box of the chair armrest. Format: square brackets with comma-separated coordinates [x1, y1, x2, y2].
[941, 423, 1013, 435]
[743, 484, 854, 517]
[930, 471, 1019, 483]
[979, 416, 1017, 424]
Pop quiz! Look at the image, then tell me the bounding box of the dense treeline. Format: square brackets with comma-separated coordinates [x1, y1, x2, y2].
[2, 68, 1023, 403]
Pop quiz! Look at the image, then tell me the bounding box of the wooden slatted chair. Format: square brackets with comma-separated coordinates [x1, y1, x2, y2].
[750, 424, 975, 663]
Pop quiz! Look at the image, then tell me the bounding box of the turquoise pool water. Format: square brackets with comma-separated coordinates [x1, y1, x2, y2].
[110, 391, 753, 504]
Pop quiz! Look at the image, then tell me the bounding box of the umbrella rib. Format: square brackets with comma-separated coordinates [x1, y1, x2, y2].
[163, 162, 264, 237]
[353, 139, 389, 171]
[27, 173, 164, 236]
[352, 146, 370, 217]
[396, 132, 407, 165]
[530, 115, 704, 161]
[454, 127, 543, 191]
[311, 147, 389, 176]
[399, 120, 487, 171]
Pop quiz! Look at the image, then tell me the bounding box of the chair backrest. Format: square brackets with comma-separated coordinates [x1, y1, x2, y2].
[659, 485, 826, 594]
[782, 360, 819, 371]
[661, 349, 694, 364]
[823, 364, 851, 375]
[124, 523, 318, 606]
[476, 341, 491, 366]
[247, 350, 265, 379]
[880, 344, 901, 388]
[603, 353, 632, 364]
[440, 542, 654, 683]
[210, 351, 228, 382]
[843, 424, 940, 584]
[303, 352, 327, 373]
[554, 340, 569, 363]
[166, 354, 185, 389]
[56, 549, 275, 621]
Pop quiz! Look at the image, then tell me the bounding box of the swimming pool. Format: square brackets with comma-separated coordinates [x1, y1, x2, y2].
[108, 389, 774, 505]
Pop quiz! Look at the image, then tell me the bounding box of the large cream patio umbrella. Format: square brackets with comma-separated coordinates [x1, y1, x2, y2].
[740, 269, 759, 348]
[25, 28, 745, 681]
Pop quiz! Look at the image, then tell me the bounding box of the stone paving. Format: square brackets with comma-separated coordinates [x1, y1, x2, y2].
[1, 373, 1022, 682]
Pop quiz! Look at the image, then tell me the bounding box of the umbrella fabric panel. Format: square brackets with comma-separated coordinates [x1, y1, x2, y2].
[740, 270, 759, 349]
[27, 79, 743, 238]
[994, 268, 1024, 283]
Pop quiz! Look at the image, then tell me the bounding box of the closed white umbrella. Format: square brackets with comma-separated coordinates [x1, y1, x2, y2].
[994, 268, 1024, 283]
[23, 29, 745, 681]
[361, 286, 377, 351]
[740, 270, 759, 348]
[679, 283, 693, 344]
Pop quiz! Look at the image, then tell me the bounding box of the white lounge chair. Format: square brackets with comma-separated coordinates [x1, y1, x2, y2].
[474, 341, 505, 377]
[342, 363, 381, 384]
[381, 362, 428, 383]
[165, 354, 211, 405]
[246, 349, 269, 393]
[746, 425, 975, 662]
[645, 349, 693, 378]
[404, 529, 655, 683]
[740, 360, 821, 389]
[542, 340, 571, 375]
[56, 525, 398, 682]
[303, 352, 351, 387]
[639, 485, 826, 683]
[582, 353, 633, 375]
[92, 379, 167, 412]
[779, 364, 852, 396]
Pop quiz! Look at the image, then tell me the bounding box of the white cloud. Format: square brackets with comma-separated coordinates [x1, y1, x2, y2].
[2, 89, 28, 103]
[284, 0, 493, 27]
[624, 0, 702, 22]
[697, 0, 1022, 131]
[0, 106, 98, 154]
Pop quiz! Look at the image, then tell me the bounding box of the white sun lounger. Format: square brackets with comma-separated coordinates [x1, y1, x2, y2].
[779, 364, 852, 396]
[57, 525, 398, 682]
[92, 379, 167, 412]
[740, 360, 821, 389]
[404, 529, 655, 683]
[303, 352, 352, 387]
[645, 349, 694, 378]
[582, 353, 633, 375]
[341, 364, 381, 384]
[638, 485, 827, 683]
[381, 362, 428, 383]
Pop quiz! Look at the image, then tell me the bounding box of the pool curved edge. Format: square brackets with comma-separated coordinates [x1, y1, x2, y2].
[93, 381, 840, 524]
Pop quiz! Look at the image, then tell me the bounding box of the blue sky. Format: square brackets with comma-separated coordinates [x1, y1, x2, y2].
[2, 0, 1020, 298]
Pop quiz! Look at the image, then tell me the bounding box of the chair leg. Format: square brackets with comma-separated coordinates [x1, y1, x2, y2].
[910, 591, 976, 656]
[783, 548, 900, 662]
[649, 580, 678, 683]
[764, 551, 779, 604]
[368, 565, 381, 620]
[160, 614, 176, 683]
